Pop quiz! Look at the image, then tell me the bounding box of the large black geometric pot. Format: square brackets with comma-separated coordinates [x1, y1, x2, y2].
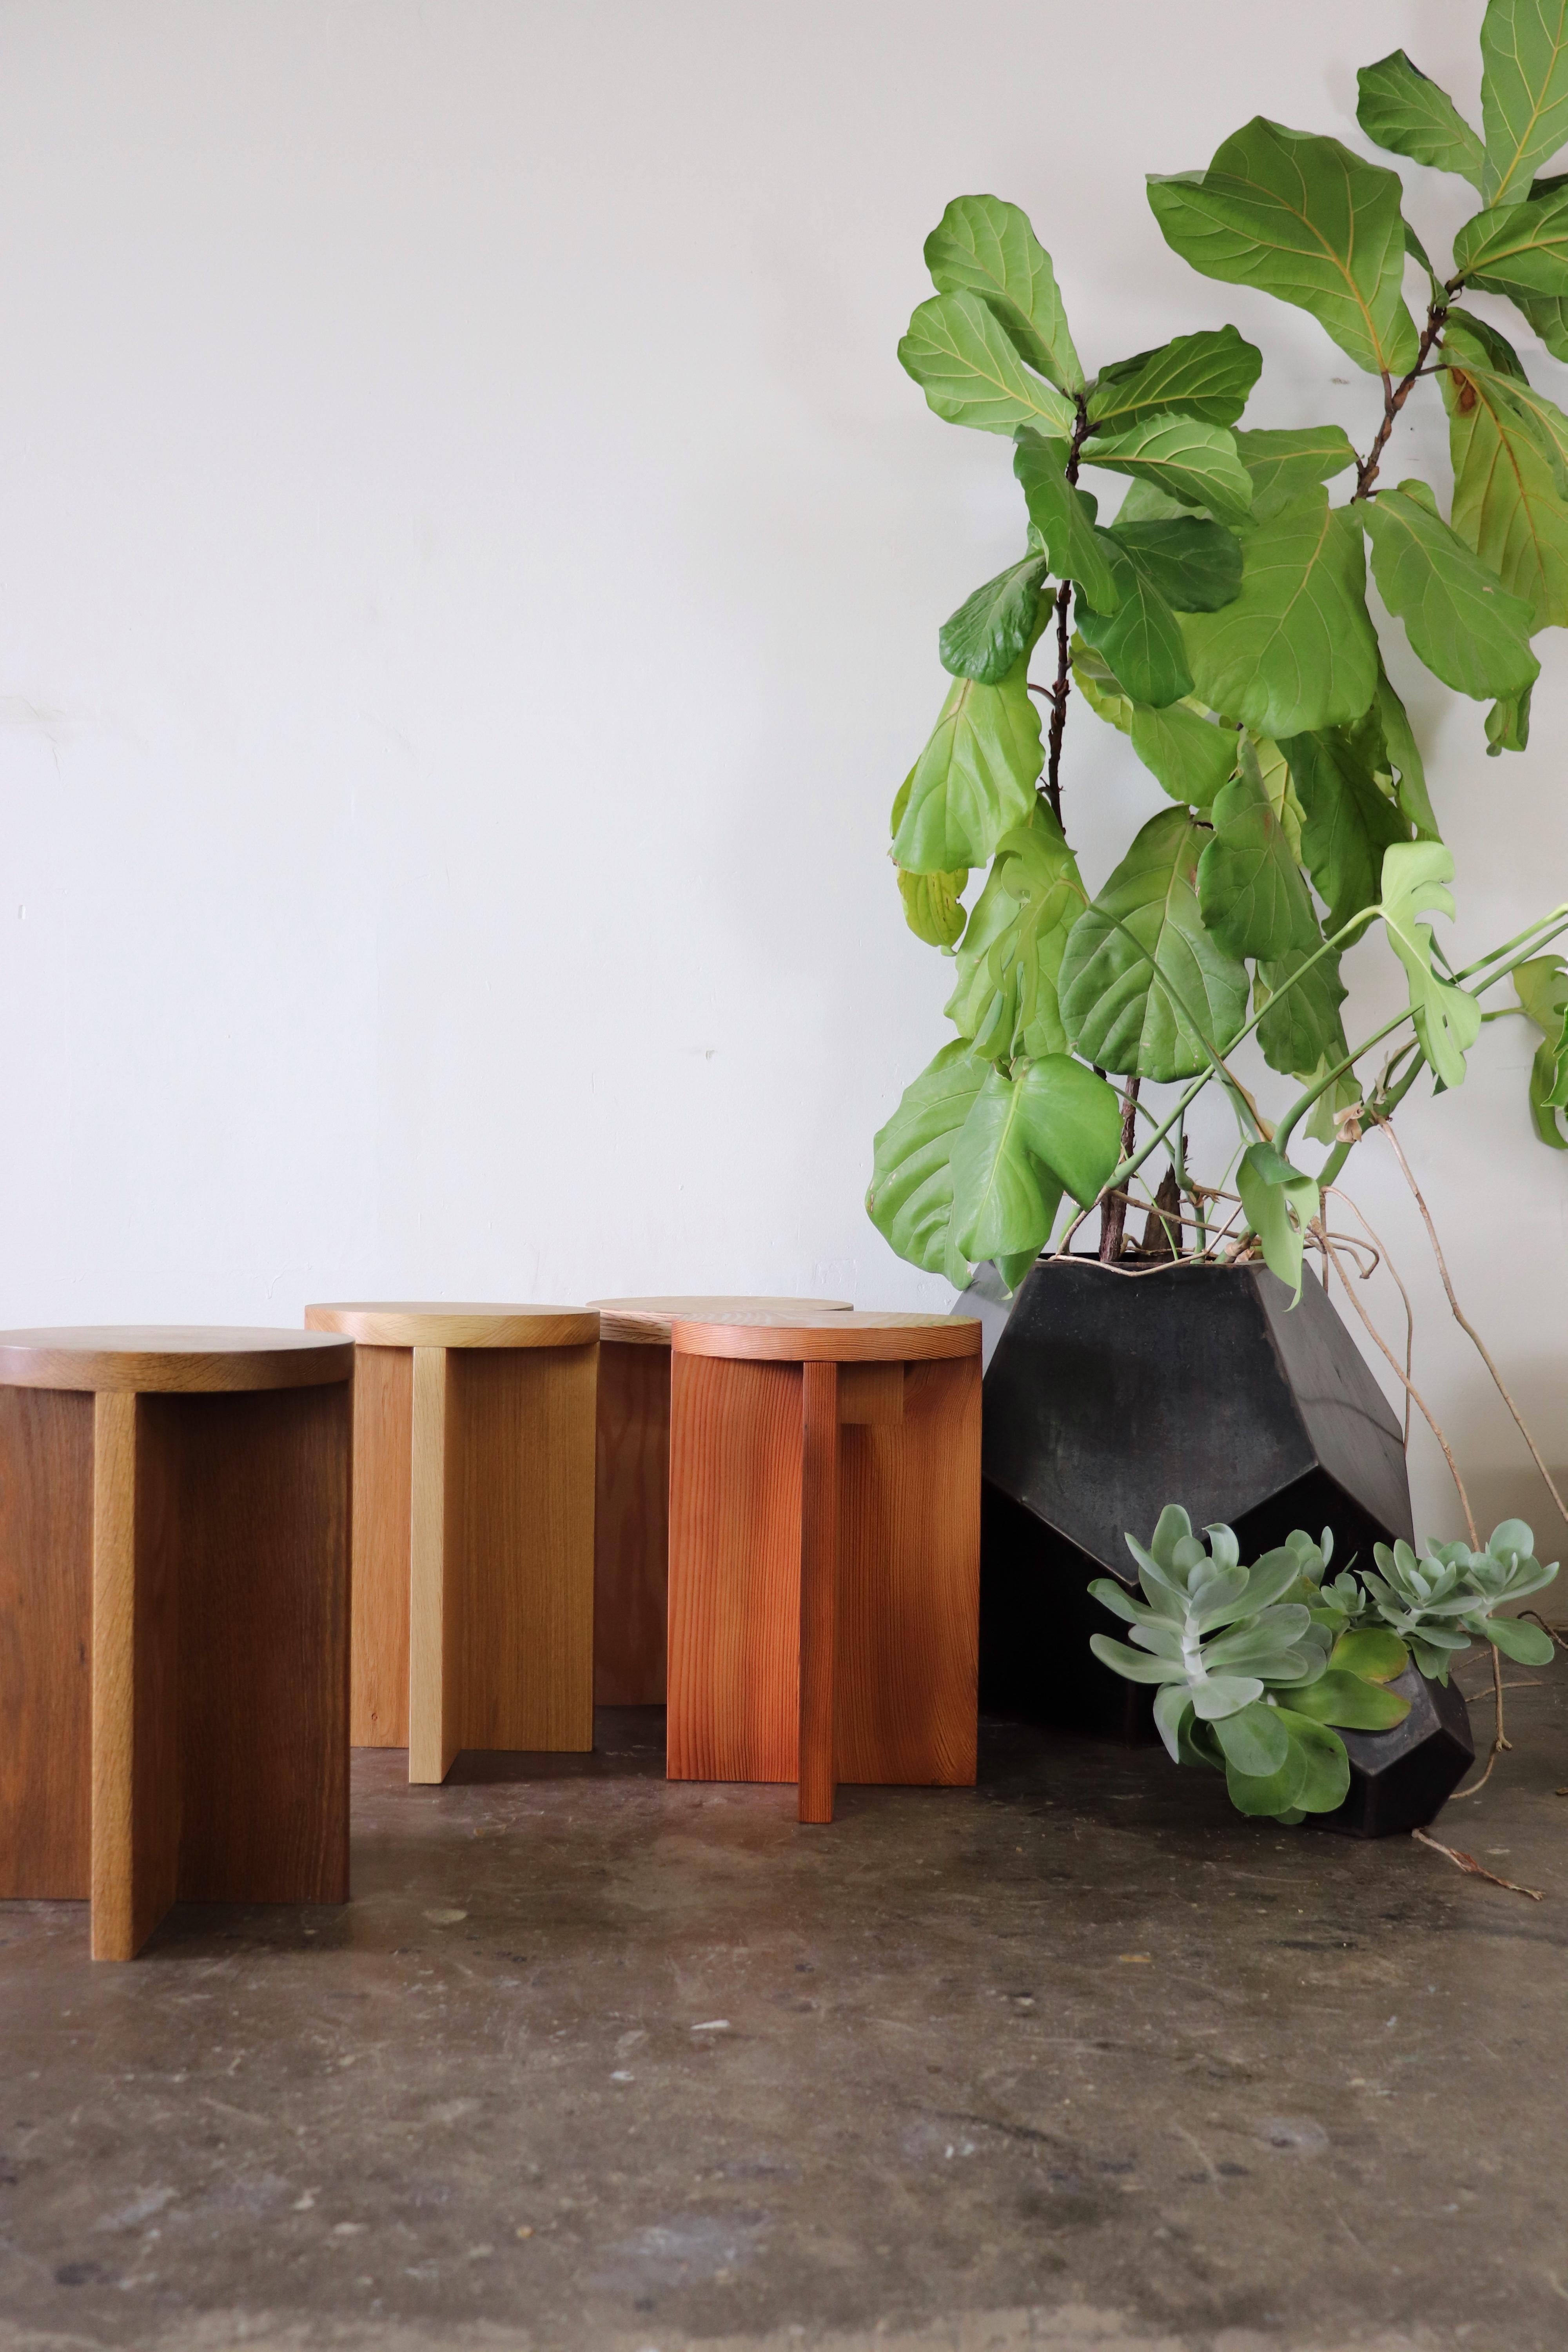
[974, 1256, 1471, 1833]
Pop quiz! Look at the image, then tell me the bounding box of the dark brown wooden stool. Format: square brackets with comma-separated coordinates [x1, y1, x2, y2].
[0, 1328, 355, 1959]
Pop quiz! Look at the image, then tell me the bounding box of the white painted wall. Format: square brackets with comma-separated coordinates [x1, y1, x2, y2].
[2, 0, 1564, 1542]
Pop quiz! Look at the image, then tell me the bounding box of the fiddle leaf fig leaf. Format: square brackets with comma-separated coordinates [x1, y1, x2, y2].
[1197, 759, 1320, 958]
[1058, 806, 1249, 1080]
[1237, 1140, 1320, 1304]
[1379, 841, 1484, 1090]
[1254, 941, 1350, 1080]
[1070, 633, 1133, 731]
[1105, 516, 1244, 610]
[1074, 533, 1194, 707]
[1480, 0, 1568, 208]
[1082, 411, 1254, 524]
[898, 864, 969, 948]
[1013, 432, 1120, 612]
[946, 803, 1087, 1063]
[1233, 425, 1358, 515]
[1442, 334, 1568, 630]
[1362, 481, 1541, 702]
[894, 658, 1044, 872]
[1181, 489, 1381, 737]
[1086, 325, 1262, 432]
[1375, 669, 1440, 837]
[900, 290, 1077, 438]
[924, 194, 1085, 393]
[1014, 1053, 1124, 1207]
[866, 1040, 988, 1282]
[1282, 719, 1407, 936]
[1147, 118, 1419, 377]
[1356, 50, 1486, 188]
[1129, 702, 1240, 808]
[1453, 184, 1568, 294]
[939, 552, 1051, 682]
[1488, 684, 1535, 752]
[949, 1065, 1063, 1263]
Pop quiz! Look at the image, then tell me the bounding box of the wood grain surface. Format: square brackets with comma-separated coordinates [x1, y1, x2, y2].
[158, 1383, 351, 1911]
[671, 1311, 981, 1362]
[666, 1354, 804, 1782]
[0, 1328, 353, 1394]
[666, 1337, 982, 1804]
[408, 1346, 453, 1784]
[446, 1343, 596, 1753]
[797, 1362, 839, 1824]
[590, 1297, 851, 1346]
[593, 1339, 673, 1705]
[307, 1304, 598, 1350]
[349, 1343, 412, 1746]
[0, 1388, 93, 1901]
[91, 1391, 178, 1962]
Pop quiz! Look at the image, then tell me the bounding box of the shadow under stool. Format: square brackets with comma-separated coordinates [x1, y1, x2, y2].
[305, 1303, 599, 1782]
[0, 1326, 355, 1959]
[664, 1310, 982, 1822]
[586, 1295, 851, 1706]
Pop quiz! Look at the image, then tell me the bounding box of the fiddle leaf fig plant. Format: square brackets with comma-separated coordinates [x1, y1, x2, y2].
[1093, 1507, 1559, 1822]
[869, 0, 1568, 1294]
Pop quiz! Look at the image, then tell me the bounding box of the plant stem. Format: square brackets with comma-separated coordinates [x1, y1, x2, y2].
[1041, 397, 1093, 827]
[1098, 1076, 1140, 1261]
[1352, 297, 1450, 501]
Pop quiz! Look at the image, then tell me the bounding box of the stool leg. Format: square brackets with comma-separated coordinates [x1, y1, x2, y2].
[797, 1361, 839, 1825]
[91, 1392, 178, 1960]
[408, 1345, 456, 1784]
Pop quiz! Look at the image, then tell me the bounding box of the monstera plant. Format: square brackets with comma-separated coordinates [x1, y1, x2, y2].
[869, 0, 1568, 1299]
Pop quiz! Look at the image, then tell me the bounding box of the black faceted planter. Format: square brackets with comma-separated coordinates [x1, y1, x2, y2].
[973, 1255, 1473, 1835]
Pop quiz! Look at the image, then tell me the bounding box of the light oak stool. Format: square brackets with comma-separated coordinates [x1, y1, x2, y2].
[0, 1327, 355, 1961]
[666, 1310, 982, 1823]
[305, 1303, 599, 1782]
[587, 1296, 851, 1705]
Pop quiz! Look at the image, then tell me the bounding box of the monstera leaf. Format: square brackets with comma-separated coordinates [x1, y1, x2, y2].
[900, 290, 1076, 438]
[1086, 326, 1262, 432]
[924, 194, 1085, 392]
[894, 657, 1044, 871]
[1147, 118, 1418, 377]
[1515, 952, 1568, 1144]
[1058, 807, 1248, 1080]
[1379, 841, 1484, 1090]
[1356, 50, 1486, 187]
[1181, 489, 1381, 737]
[867, 1040, 988, 1281]
[1479, 0, 1568, 207]
[1362, 481, 1540, 701]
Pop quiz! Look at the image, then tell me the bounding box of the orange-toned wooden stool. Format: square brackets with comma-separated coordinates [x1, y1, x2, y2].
[305, 1303, 599, 1782]
[666, 1310, 982, 1822]
[0, 1327, 354, 1960]
[587, 1297, 852, 1705]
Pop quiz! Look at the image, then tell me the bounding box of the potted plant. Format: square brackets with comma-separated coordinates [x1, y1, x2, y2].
[866, 0, 1568, 1727]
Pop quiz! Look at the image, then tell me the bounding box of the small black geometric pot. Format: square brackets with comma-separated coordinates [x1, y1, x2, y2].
[1318, 1663, 1475, 1837]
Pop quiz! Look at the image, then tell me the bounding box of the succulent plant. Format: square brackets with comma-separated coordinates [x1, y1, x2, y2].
[1364, 1523, 1560, 1677]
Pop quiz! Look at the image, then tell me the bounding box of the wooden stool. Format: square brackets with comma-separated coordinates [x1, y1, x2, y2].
[666, 1311, 982, 1822]
[587, 1296, 852, 1705]
[305, 1303, 599, 1782]
[0, 1327, 355, 1961]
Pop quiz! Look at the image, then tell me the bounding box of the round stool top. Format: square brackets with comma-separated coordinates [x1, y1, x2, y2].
[0, 1327, 356, 1394]
[305, 1302, 599, 1348]
[670, 1309, 981, 1363]
[589, 1295, 853, 1345]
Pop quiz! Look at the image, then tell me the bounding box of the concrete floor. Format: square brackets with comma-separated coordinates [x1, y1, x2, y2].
[1, 1670, 1564, 2352]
